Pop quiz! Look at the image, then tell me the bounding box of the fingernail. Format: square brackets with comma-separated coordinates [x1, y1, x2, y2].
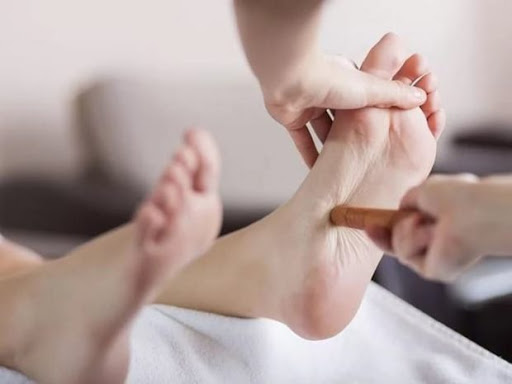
[413, 87, 425, 100]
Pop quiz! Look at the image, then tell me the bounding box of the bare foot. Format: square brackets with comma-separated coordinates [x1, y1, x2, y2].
[133, 129, 222, 294]
[0, 129, 222, 384]
[154, 35, 444, 341]
[268, 34, 445, 339]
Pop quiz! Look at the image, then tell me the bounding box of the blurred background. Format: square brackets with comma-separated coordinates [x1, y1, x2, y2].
[1, 0, 511, 361]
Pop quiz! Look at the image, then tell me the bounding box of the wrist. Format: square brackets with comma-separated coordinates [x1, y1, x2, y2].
[261, 51, 323, 109]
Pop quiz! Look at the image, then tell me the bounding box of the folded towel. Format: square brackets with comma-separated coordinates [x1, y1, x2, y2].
[1, 283, 511, 383]
[127, 282, 512, 383]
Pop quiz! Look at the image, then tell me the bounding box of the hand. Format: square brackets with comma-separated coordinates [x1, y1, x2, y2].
[366, 174, 512, 281]
[264, 51, 427, 168]
[234, 0, 427, 168]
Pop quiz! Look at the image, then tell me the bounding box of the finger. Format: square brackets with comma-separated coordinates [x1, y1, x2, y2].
[366, 225, 393, 254]
[317, 67, 426, 110]
[422, 223, 469, 282]
[419, 174, 479, 213]
[423, 173, 478, 187]
[354, 33, 426, 108]
[399, 185, 423, 210]
[482, 175, 512, 184]
[319, 56, 425, 110]
[310, 111, 332, 143]
[289, 127, 318, 169]
[358, 72, 426, 109]
[392, 215, 433, 263]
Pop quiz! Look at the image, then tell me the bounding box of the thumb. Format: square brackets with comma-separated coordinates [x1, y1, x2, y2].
[321, 66, 426, 110]
[357, 70, 427, 109]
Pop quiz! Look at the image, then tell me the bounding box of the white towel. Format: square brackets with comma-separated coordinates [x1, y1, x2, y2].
[1, 283, 511, 383]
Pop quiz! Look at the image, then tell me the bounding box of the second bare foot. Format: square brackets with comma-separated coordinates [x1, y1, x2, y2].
[0, 129, 222, 384]
[267, 34, 445, 339]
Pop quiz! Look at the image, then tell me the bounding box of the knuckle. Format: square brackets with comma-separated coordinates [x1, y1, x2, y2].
[265, 80, 311, 111]
[393, 80, 408, 96]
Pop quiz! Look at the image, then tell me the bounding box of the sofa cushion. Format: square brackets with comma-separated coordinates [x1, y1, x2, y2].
[77, 75, 307, 209]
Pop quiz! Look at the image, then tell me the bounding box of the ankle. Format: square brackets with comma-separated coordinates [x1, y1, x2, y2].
[301, 143, 378, 210]
[273, 193, 384, 339]
[231, 214, 288, 320]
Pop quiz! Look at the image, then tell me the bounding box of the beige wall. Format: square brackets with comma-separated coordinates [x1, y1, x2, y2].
[0, 0, 244, 179]
[0, 1, 509, 184]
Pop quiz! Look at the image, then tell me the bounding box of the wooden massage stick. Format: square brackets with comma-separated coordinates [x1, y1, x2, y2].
[330, 205, 418, 230]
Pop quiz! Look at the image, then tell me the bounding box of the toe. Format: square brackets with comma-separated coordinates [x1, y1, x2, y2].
[152, 183, 182, 219]
[414, 73, 438, 94]
[173, 145, 199, 174]
[360, 32, 409, 79]
[162, 162, 193, 191]
[427, 109, 447, 139]
[185, 128, 221, 192]
[135, 202, 166, 247]
[421, 90, 441, 119]
[393, 54, 429, 85]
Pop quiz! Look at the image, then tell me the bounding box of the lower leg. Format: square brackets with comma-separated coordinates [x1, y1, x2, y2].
[0, 129, 222, 384]
[38, 204, 284, 319]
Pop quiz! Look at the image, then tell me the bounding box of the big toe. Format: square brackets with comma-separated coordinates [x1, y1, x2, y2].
[185, 128, 221, 192]
[360, 32, 409, 79]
